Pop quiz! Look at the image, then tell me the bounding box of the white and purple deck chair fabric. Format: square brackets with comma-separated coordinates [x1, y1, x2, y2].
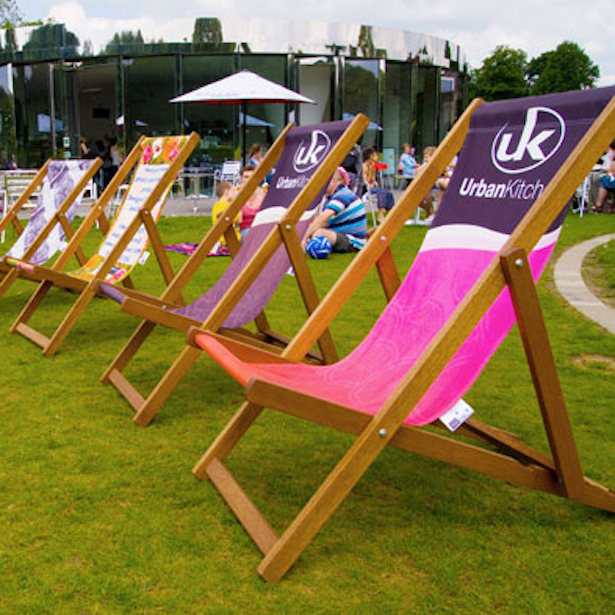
[195, 87, 614, 426]
[105, 121, 353, 329]
[3, 160, 97, 267]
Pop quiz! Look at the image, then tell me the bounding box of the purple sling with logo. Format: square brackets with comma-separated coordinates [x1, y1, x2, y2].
[173, 121, 350, 328]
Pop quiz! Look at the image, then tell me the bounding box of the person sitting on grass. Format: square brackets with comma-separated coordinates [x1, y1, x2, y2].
[302, 167, 366, 257]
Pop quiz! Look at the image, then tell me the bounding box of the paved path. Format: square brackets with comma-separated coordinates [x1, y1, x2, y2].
[554, 233, 615, 335]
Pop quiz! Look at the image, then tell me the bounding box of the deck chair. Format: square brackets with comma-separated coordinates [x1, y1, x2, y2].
[1, 162, 48, 244]
[100, 116, 369, 427]
[188, 87, 615, 582]
[0, 158, 102, 299]
[7, 133, 199, 356]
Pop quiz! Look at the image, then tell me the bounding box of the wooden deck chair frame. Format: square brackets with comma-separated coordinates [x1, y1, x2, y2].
[0, 160, 50, 244]
[101, 116, 369, 427]
[187, 95, 615, 582]
[9, 133, 199, 357]
[0, 158, 103, 299]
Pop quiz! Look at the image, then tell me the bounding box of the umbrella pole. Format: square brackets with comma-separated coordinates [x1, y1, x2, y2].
[241, 100, 247, 166]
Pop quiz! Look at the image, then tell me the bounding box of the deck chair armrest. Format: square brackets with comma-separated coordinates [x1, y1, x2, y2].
[115, 294, 198, 331]
[186, 327, 295, 365]
[6, 260, 87, 291]
[99, 283, 182, 310]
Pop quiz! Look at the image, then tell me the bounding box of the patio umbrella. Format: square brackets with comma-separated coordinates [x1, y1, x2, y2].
[170, 69, 315, 163]
[116, 115, 148, 127]
[239, 111, 275, 128]
[342, 112, 381, 131]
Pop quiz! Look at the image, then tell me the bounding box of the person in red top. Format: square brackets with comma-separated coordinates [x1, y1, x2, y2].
[236, 165, 266, 240]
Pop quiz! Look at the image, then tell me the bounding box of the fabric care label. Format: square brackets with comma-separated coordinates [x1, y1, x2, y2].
[440, 399, 475, 432]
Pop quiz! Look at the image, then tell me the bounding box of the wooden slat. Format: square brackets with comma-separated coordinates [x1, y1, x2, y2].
[193, 401, 265, 479]
[106, 369, 146, 411]
[111, 286, 182, 309]
[58, 217, 88, 267]
[43, 286, 99, 357]
[1, 161, 50, 228]
[20, 266, 86, 292]
[188, 329, 294, 364]
[132, 345, 204, 427]
[206, 458, 279, 555]
[140, 209, 179, 292]
[101, 320, 158, 384]
[121, 296, 198, 331]
[219, 327, 324, 364]
[10, 280, 54, 332]
[278, 222, 338, 364]
[375, 245, 402, 302]
[12, 322, 51, 349]
[500, 248, 585, 498]
[461, 417, 556, 471]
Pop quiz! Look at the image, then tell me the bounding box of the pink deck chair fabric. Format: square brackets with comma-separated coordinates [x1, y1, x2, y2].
[195, 87, 615, 426]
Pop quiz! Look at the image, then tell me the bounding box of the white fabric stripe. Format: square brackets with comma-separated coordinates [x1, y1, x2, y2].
[252, 206, 315, 227]
[420, 224, 561, 253]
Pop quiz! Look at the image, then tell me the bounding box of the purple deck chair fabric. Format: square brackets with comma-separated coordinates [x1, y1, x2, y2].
[195, 87, 615, 426]
[170, 121, 352, 328]
[6, 160, 96, 266]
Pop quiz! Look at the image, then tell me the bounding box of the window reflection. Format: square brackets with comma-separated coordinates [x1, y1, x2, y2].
[344, 59, 379, 146]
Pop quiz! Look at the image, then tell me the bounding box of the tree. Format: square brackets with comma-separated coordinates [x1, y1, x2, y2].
[528, 41, 599, 94]
[470, 45, 528, 101]
[103, 30, 144, 54]
[192, 18, 223, 45]
[1, 0, 45, 53]
[80, 39, 95, 56]
[0, 0, 21, 25]
[23, 23, 79, 53]
[358, 25, 375, 58]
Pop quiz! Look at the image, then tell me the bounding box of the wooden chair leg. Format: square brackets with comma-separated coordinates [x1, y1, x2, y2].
[43, 286, 98, 357]
[132, 345, 202, 427]
[10, 280, 53, 333]
[101, 319, 157, 384]
[0, 267, 18, 299]
[501, 248, 585, 499]
[257, 415, 393, 582]
[193, 401, 264, 480]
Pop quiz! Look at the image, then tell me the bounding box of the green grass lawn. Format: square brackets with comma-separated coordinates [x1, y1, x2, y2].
[0, 212, 614, 614]
[583, 228, 615, 306]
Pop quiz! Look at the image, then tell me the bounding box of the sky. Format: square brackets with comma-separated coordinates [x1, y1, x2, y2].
[16, 0, 615, 86]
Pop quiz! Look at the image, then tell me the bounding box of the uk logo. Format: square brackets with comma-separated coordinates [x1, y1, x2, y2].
[293, 130, 331, 173]
[491, 106, 566, 175]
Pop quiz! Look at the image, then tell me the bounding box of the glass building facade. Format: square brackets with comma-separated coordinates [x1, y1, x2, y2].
[0, 17, 468, 168]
